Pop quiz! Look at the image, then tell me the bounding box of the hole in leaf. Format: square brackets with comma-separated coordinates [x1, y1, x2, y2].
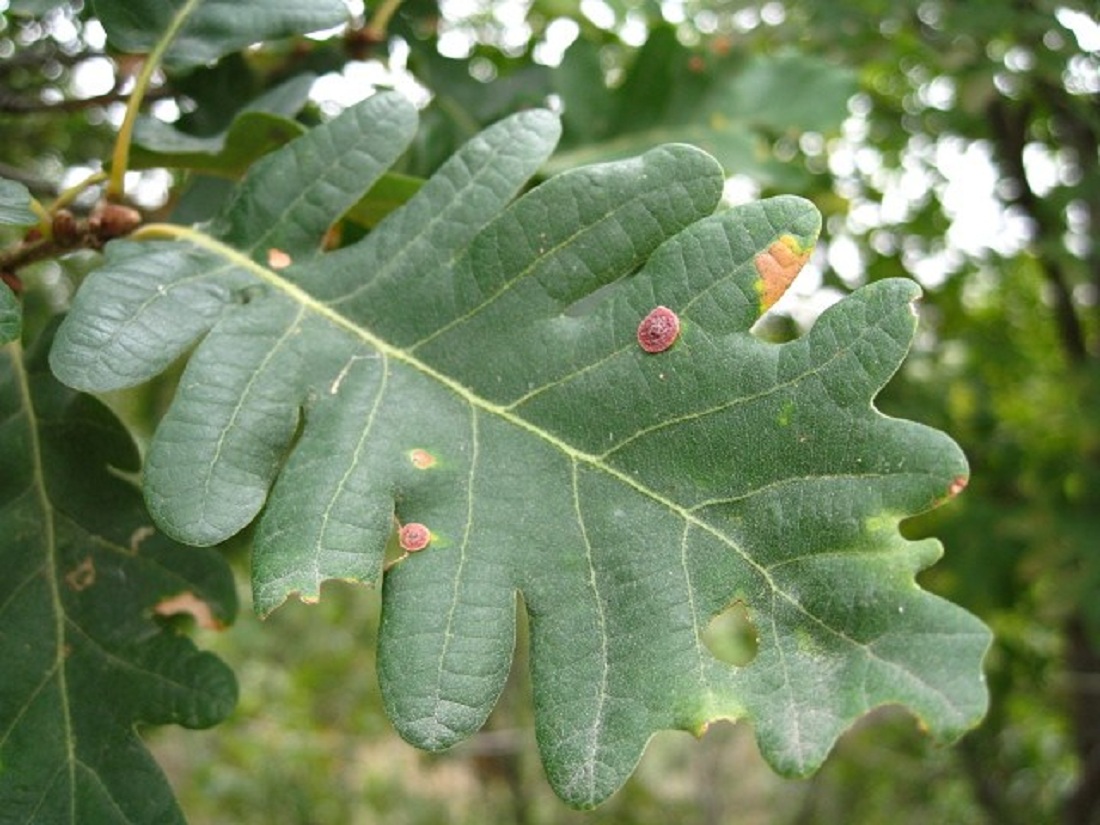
[701, 601, 758, 667]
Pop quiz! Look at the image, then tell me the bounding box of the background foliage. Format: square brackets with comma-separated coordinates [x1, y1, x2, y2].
[1, 0, 1097, 822]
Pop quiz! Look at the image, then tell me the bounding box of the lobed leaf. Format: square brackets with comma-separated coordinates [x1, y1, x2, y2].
[50, 96, 990, 808]
[0, 329, 237, 822]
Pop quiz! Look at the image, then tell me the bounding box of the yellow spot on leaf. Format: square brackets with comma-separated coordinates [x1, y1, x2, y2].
[777, 400, 795, 427]
[154, 591, 224, 630]
[65, 556, 95, 591]
[755, 235, 812, 311]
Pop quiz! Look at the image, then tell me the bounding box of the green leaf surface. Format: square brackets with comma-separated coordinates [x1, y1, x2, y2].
[91, 0, 348, 70]
[130, 74, 314, 175]
[0, 283, 19, 345]
[0, 328, 238, 822]
[50, 95, 990, 808]
[1, 177, 38, 226]
[550, 29, 857, 179]
[4, 0, 57, 15]
[344, 172, 425, 230]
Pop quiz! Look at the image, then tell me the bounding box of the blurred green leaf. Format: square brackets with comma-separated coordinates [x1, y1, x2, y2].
[0, 178, 38, 226]
[4, 0, 58, 14]
[131, 75, 315, 175]
[91, 0, 348, 70]
[549, 27, 857, 180]
[0, 327, 238, 822]
[52, 96, 988, 808]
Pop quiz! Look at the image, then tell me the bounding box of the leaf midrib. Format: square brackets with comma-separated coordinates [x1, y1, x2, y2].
[3, 342, 76, 818]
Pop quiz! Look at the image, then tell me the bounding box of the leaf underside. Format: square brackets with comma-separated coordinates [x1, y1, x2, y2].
[50, 93, 990, 808]
[0, 329, 237, 822]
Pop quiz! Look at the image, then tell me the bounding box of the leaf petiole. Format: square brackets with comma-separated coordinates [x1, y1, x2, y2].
[107, 0, 205, 200]
[52, 171, 108, 214]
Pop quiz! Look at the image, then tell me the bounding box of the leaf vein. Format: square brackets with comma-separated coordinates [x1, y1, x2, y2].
[311, 351, 390, 587]
[572, 459, 610, 798]
[195, 303, 307, 531]
[426, 407, 480, 731]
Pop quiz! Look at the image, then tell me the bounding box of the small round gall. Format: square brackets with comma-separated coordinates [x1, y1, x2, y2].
[399, 522, 432, 552]
[637, 306, 681, 353]
[267, 248, 292, 269]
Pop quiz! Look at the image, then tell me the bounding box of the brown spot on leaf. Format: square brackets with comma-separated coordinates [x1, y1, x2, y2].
[637, 306, 681, 353]
[399, 522, 432, 552]
[267, 248, 292, 269]
[65, 556, 95, 591]
[128, 525, 156, 554]
[154, 591, 224, 630]
[755, 235, 812, 311]
[409, 449, 437, 470]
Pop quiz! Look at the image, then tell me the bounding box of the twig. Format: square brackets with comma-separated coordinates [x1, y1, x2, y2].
[0, 86, 174, 115]
[986, 97, 1089, 363]
[365, 0, 405, 40]
[0, 203, 142, 275]
[108, 0, 204, 200]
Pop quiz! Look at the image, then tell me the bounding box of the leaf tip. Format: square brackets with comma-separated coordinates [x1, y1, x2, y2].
[516, 106, 562, 137]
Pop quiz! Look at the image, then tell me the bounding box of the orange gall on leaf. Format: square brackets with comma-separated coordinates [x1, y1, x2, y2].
[267, 248, 292, 269]
[637, 306, 681, 353]
[399, 522, 432, 552]
[755, 235, 813, 311]
[409, 448, 437, 469]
